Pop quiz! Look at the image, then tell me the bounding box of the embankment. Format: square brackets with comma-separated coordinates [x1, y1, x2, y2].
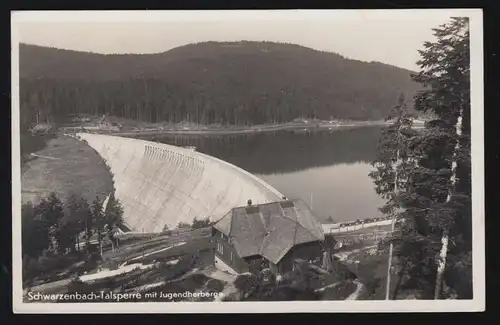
[76, 133, 283, 233]
[21, 136, 114, 205]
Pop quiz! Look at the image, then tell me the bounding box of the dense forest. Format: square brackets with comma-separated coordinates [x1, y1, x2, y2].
[19, 41, 421, 130]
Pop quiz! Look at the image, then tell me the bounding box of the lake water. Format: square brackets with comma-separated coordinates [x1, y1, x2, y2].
[143, 126, 385, 224]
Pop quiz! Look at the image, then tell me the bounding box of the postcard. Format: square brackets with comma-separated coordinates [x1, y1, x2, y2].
[11, 9, 484, 313]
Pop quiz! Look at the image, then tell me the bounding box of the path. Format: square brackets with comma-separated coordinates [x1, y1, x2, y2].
[126, 241, 187, 263]
[334, 245, 378, 261]
[315, 281, 341, 293]
[105, 121, 389, 137]
[203, 268, 238, 299]
[314, 279, 363, 300]
[323, 219, 392, 234]
[345, 280, 363, 300]
[30, 153, 61, 160]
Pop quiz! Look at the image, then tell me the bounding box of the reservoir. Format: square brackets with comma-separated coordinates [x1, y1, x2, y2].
[140, 126, 385, 224]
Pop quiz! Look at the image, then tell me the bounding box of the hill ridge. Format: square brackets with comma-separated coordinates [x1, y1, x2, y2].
[19, 41, 416, 73]
[19, 41, 421, 128]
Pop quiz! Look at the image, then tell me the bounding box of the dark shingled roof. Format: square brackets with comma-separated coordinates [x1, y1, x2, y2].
[213, 199, 325, 264]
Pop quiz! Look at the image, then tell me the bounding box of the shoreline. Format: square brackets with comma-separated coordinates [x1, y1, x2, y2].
[65, 121, 395, 137]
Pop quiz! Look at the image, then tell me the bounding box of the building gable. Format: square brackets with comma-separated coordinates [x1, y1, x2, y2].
[212, 199, 325, 265]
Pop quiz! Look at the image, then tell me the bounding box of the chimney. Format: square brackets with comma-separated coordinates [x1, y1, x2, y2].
[247, 199, 252, 206]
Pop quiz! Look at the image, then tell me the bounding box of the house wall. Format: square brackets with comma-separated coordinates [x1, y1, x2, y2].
[269, 262, 279, 276]
[245, 255, 269, 274]
[212, 229, 249, 274]
[277, 241, 324, 274]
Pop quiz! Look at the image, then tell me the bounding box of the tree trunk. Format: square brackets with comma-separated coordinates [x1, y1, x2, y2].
[434, 110, 463, 299]
[385, 147, 400, 300]
[392, 258, 408, 299]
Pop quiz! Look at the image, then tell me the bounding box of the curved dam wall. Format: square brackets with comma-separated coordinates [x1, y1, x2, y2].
[76, 133, 284, 233]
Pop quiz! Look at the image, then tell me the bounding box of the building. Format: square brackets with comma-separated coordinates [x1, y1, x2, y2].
[212, 199, 327, 276]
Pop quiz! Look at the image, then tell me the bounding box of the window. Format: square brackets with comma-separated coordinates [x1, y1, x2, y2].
[217, 242, 224, 255]
[230, 252, 233, 261]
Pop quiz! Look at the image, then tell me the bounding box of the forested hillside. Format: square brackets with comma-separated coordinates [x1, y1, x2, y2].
[19, 41, 420, 130]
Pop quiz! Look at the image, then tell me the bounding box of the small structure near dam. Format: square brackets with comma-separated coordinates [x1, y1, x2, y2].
[76, 133, 284, 233]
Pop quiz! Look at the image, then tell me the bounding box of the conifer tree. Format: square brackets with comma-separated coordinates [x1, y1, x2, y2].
[83, 198, 94, 252]
[104, 194, 124, 252]
[22, 201, 50, 258]
[34, 192, 65, 253]
[64, 194, 92, 253]
[91, 197, 106, 256]
[370, 18, 471, 300]
[410, 17, 471, 299]
[369, 94, 418, 299]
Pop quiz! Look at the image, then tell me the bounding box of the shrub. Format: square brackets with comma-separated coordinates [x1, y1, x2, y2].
[205, 278, 225, 293]
[162, 224, 172, 235]
[22, 256, 41, 283]
[191, 217, 213, 229]
[177, 222, 191, 229]
[101, 277, 117, 291]
[190, 273, 210, 287]
[88, 251, 101, 262]
[67, 277, 92, 295]
[321, 281, 357, 300]
[246, 285, 319, 301]
[162, 255, 194, 281]
[234, 273, 259, 295]
[36, 253, 76, 276]
[363, 278, 382, 299]
[220, 292, 238, 301]
[258, 268, 276, 286]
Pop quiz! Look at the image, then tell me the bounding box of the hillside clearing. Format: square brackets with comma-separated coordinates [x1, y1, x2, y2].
[21, 135, 114, 205]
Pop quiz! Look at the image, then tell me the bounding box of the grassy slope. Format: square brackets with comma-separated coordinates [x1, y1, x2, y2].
[345, 248, 402, 300]
[21, 135, 114, 205]
[101, 228, 213, 268]
[320, 281, 358, 300]
[20, 133, 50, 166]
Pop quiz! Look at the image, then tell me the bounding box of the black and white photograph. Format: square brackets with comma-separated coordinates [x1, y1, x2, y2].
[11, 9, 484, 313]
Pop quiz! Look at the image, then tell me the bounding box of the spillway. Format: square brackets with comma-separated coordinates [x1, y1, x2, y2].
[76, 133, 284, 233]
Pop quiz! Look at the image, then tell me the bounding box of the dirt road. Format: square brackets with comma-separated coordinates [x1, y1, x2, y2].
[345, 280, 364, 300]
[106, 122, 387, 137]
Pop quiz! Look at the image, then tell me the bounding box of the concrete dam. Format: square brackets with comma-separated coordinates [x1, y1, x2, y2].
[76, 133, 284, 233]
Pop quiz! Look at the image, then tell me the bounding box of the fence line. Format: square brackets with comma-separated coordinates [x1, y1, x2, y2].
[333, 231, 392, 246]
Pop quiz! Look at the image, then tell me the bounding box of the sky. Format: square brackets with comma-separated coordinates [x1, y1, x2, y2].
[12, 10, 462, 71]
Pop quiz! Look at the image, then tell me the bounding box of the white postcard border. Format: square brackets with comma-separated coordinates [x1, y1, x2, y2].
[11, 9, 485, 313]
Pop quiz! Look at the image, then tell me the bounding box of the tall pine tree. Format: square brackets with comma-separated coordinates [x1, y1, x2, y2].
[34, 192, 65, 253]
[370, 17, 471, 299]
[64, 194, 92, 253]
[375, 17, 471, 299]
[91, 197, 106, 256]
[409, 17, 471, 299]
[22, 202, 50, 258]
[103, 193, 125, 252]
[369, 93, 418, 299]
